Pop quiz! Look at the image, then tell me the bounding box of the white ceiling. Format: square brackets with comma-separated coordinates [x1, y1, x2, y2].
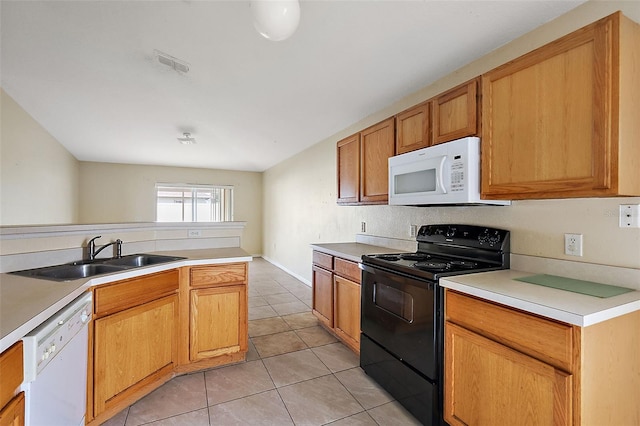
[1, 0, 585, 172]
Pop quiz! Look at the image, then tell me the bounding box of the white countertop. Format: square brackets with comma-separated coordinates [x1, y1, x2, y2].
[440, 269, 640, 327]
[311, 242, 404, 263]
[0, 247, 252, 352]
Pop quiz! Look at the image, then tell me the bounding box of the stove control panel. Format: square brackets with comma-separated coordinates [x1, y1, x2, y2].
[418, 224, 510, 251]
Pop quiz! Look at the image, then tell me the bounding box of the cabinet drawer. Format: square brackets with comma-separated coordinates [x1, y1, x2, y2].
[0, 341, 23, 409]
[312, 251, 333, 270]
[94, 270, 179, 317]
[334, 257, 360, 283]
[190, 263, 247, 288]
[446, 290, 574, 371]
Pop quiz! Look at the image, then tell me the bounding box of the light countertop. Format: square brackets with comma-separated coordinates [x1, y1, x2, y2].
[0, 247, 251, 352]
[311, 242, 404, 263]
[440, 269, 640, 327]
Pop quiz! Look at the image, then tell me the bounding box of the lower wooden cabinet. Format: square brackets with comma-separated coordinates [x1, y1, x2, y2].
[178, 263, 249, 372]
[444, 289, 640, 425]
[190, 284, 247, 361]
[0, 341, 24, 426]
[90, 270, 179, 422]
[312, 251, 361, 353]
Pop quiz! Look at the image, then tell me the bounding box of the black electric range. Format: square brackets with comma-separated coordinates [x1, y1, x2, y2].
[360, 224, 510, 425]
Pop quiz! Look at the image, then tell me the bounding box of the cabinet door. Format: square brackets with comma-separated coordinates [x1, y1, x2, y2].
[396, 102, 431, 154]
[433, 79, 479, 144]
[93, 295, 178, 416]
[312, 265, 333, 328]
[0, 393, 24, 426]
[360, 118, 395, 204]
[190, 284, 248, 361]
[337, 133, 360, 204]
[445, 322, 572, 426]
[482, 14, 618, 199]
[333, 275, 360, 353]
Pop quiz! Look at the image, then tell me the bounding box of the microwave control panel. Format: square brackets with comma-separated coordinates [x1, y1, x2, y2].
[450, 154, 465, 192]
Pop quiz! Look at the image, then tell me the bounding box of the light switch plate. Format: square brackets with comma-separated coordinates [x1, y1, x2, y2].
[619, 204, 640, 228]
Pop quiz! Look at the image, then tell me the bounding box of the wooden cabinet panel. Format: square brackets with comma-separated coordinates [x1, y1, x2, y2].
[333, 275, 360, 353]
[312, 265, 333, 328]
[0, 342, 23, 410]
[482, 12, 640, 199]
[190, 285, 248, 361]
[312, 251, 333, 270]
[190, 263, 247, 288]
[396, 102, 431, 154]
[0, 393, 24, 426]
[446, 291, 573, 371]
[94, 270, 179, 317]
[360, 118, 395, 203]
[445, 322, 572, 426]
[337, 134, 360, 204]
[334, 257, 360, 283]
[433, 79, 479, 144]
[93, 295, 177, 415]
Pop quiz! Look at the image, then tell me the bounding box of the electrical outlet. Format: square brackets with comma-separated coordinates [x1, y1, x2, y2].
[564, 233, 583, 256]
[619, 204, 640, 228]
[409, 225, 417, 238]
[361, 222, 366, 233]
[188, 229, 201, 237]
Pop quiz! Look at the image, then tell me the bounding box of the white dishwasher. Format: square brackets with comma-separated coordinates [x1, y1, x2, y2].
[22, 292, 92, 426]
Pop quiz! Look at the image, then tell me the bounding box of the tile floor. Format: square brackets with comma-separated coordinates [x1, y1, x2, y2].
[102, 258, 421, 426]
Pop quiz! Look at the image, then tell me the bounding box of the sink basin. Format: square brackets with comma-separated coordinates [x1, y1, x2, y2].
[104, 254, 186, 267]
[11, 263, 128, 281]
[10, 253, 186, 282]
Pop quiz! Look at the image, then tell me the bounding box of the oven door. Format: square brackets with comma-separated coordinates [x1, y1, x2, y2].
[360, 263, 437, 380]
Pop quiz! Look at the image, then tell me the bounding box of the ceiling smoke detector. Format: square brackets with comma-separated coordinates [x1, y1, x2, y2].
[155, 50, 190, 73]
[177, 132, 196, 145]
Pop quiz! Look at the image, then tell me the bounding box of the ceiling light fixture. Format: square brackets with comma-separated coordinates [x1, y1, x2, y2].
[177, 132, 196, 145]
[250, 0, 300, 41]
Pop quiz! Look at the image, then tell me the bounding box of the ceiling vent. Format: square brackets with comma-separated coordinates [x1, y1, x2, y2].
[155, 50, 190, 73]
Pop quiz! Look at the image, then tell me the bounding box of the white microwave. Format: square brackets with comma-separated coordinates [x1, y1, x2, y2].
[388, 137, 510, 206]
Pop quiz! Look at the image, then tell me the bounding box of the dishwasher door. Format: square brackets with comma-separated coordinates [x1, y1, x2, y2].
[22, 293, 92, 426]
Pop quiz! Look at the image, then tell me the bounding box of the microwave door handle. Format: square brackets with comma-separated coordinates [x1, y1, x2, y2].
[437, 156, 447, 194]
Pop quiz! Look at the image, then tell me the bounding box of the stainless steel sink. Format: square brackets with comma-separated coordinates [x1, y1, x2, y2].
[11, 263, 128, 281]
[104, 254, 186, 267]
[10, 253, 186, 282]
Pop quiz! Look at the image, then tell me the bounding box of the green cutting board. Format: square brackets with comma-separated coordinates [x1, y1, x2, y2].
[515, 274, 634, 298]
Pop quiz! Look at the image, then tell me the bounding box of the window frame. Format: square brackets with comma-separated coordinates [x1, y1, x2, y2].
[155, 183, 234, 223]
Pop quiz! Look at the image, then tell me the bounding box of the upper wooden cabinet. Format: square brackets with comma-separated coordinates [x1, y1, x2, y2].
[336, 133, 360, 204]
[396, 102, 431, 154]
[433, 79, 480, 144]
[337, 118, 395, 205]
[481, 12, 640, 199]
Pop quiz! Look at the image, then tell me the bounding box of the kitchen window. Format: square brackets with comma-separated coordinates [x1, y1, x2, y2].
[156, 184, 233, 222]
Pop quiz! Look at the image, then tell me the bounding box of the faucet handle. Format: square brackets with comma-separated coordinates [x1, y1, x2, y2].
[88, 235, 102, 245]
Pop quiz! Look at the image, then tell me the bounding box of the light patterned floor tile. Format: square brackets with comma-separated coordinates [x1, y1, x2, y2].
[207, 390, 294, 426]
[204, 360, 274, 406]
[262, 349, 330, 387]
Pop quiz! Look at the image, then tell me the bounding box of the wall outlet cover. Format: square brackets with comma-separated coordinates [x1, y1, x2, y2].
[564, 233, 583, 256]
[619, 204, 640, 228]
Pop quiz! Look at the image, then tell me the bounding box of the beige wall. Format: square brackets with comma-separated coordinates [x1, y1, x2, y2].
[263, 1, 640, 282]
[78, 162, 263, 255]
[0, 88, 80, 225]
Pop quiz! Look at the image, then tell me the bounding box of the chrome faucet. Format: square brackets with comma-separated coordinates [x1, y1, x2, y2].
[87, 236, 122, 260]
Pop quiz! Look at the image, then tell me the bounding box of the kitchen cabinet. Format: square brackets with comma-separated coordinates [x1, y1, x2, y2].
[396, 101, 431, 154]
[337, 117, 395, 205]
[312, 251, 361, 353]
[444, 290, 640, 425]
[180, 263, 248, 370]
[336, 133, 360, 204]
[432, 78, 479, 144]
[89, 270, 179, 423]
[481, 12, 640, 199]
[0, 342, 24, 426]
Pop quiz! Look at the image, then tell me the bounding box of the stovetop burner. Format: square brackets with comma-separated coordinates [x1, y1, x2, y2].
[362, 224, 510, 281]
[414, 261, 449, 271]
